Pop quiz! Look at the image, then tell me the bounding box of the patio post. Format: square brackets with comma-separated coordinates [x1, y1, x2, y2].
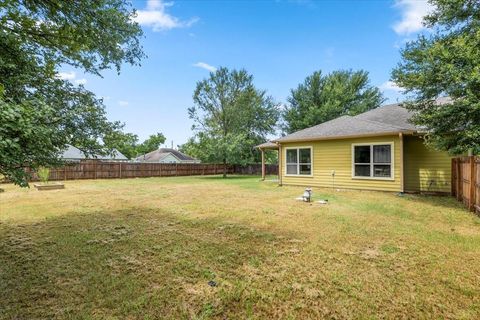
[278, 143, 282, 186]
[399, 132, 405, 193]
[261, 148, 266, 181]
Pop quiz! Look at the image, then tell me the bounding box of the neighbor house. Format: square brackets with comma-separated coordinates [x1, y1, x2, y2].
[134, 148, 200, 164]
[258, 98, 453, 193]
[61, 145, 129, 162]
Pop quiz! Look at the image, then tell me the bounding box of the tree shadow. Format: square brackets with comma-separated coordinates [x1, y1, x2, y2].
[401, 193, 469, 211]
[0, 208, 292, 319]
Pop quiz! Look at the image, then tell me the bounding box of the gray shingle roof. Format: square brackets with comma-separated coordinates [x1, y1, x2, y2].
[60, 145, 128, 160]
[60, 145, 85, 159]
[135, 148, 197, 162]
[275, 98, 452, 143]
[95, 149, 128, 160]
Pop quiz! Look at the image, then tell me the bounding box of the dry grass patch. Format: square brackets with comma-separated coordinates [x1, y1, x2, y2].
[0, 175, 479, 319]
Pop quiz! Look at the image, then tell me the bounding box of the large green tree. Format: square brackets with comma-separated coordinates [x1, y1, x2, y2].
[283, 70, 385, 133]
[136, 133, 166, 156]
[185, 67, 280, 177]
[0, 0, 144, 186]
[104, 132, 166, 159]
[103, 131, 140, 160]
[392, 0, 480, 155]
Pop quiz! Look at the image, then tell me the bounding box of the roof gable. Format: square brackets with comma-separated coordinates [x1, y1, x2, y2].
[135, 148, 197, 162]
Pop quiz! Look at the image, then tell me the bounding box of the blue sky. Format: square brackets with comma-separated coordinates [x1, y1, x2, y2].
[58, 0, 432, 146]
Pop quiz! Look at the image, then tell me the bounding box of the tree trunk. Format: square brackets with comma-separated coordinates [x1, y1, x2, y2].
[223, 158, 227, 178]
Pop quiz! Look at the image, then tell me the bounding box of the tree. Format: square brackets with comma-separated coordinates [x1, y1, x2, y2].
[136, 133, 166, 156]
[282, 70, 385, 133]
[104, 132, 166, 159]
[103, 131, 139, 160]
[0, 0, 144, 186]
[186, 67, 280, 177]
[391, 0, 480, 155]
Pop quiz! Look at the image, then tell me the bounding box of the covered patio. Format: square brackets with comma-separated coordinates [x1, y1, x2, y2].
[255, 141, 279, 181]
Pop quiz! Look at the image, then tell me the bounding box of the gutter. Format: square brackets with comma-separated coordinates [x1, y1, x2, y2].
[273, 130, 416, 144]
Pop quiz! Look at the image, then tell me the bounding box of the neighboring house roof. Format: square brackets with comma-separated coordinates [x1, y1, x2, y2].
[60, 145, 128, 160]
[275, 97, 451, 143]
[135, 148, 198, 162]
[95, 149, 128, 161]
[61, 145, 85, 159]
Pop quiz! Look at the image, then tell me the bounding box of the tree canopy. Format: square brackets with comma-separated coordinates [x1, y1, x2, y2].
[136, 133, 167, 156]
[392, 0, 480, 155]
[183, 67, 280, 177]
[0, 0, 144, 186]
[282, 70, 385, 133]
[104, 132, 166, 159]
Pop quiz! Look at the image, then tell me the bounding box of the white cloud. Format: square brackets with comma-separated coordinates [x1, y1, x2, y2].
[380, 81, 404, 93]
[134, 0, 198, 31]
[118, 100, 129, 107]
[74, 78, 87, 85]
[193, 62, 217, 72]
[56, 71, 88, 86]
[392, 0, 434, 35]
[56, 71, 76, 81]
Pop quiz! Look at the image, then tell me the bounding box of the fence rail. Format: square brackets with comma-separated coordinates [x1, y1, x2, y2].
[22, 161, 278, 182]
[452, 156, 480, 215]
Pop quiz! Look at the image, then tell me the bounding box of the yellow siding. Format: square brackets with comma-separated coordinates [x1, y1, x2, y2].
[404, 136, 452, 193]
[280, 136, 402, 192]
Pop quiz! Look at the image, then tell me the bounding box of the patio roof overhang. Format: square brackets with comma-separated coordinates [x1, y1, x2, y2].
[255, 141, 278, 150]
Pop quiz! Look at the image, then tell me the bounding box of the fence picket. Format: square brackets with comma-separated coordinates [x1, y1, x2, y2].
[452, 156, 479, 216]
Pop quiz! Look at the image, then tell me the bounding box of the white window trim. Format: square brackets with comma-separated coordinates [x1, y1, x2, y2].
[284, 146, 314, 177]
[351, 142, 394, 181]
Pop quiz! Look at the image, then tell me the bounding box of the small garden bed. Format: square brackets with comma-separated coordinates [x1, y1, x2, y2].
[33, 166, 64, 191]
[33, 182, 65, 191]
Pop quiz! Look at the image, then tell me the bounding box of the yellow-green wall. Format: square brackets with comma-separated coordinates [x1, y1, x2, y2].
[279, 135, 453, 193]
[404, 136, 452, 193]
[280, 135, 402, 192]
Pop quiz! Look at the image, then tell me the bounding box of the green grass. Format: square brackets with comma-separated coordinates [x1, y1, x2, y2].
[0, 175, 479, 319]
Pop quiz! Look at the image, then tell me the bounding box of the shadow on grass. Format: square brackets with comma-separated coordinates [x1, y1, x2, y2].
[0, 208, 291, 319]
[402, 193, 469, 211]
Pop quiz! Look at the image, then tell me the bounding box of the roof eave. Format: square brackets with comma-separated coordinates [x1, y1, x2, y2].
[274, 130, 417, 144]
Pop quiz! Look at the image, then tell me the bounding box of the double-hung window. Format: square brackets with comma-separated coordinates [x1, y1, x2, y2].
[353, 143, 393, 179]
[286, 147, 312, 176]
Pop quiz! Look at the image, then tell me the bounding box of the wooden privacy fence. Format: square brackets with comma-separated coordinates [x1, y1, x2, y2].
[452, 156, 480, 215]
[24, 161, 278, 182]
[233, 164, 278, 175]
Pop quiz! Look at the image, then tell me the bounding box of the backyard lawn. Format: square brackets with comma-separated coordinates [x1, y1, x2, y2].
[1, 176, 479, 319]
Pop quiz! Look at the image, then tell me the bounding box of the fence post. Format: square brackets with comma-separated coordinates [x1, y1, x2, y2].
[451, 158, 455, 197]
[119, 162, 122, 179]
[470, 156, 476, 212]
[457, 159, 462, 202]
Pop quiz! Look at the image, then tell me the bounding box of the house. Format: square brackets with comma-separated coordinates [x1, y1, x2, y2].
[60, 145, 129, 162]
[134, 148, 200, 164]
[258, 98, 453, 193]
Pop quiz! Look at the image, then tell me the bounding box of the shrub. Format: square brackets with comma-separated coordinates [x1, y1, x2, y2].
[37, 167, 50, 184]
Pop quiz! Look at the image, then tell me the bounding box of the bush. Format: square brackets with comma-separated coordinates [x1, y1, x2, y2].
[37, 167, 50, 184]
